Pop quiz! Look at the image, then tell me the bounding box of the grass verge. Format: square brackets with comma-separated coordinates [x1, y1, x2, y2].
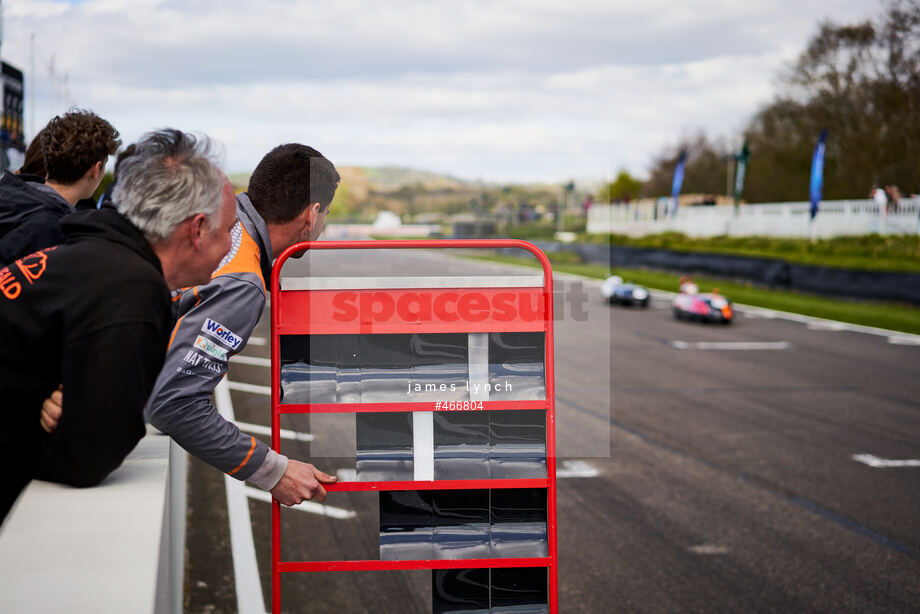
[468, 254, 920, 335]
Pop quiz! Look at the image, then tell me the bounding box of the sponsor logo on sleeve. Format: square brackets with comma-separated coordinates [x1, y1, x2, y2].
[194, 335, 228, 361]
[182, 350, 225, 376]
[202, 318, 243, 350]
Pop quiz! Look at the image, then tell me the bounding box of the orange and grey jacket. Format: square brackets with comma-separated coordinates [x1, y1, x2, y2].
[145, 193, 287, 490]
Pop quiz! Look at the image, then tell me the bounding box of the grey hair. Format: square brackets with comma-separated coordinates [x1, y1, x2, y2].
[113, 129, 225, 242]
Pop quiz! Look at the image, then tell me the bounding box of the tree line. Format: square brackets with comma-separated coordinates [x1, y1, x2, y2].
[609, 0, 919, 204]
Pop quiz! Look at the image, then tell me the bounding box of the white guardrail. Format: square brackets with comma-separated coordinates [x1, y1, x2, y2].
[587, 198, 920, 238]
[0, 427, 186, 614]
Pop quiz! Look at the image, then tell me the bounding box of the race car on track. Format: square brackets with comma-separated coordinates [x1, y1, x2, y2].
[671, 280, 733, 323]
[601, 275, 650, 307]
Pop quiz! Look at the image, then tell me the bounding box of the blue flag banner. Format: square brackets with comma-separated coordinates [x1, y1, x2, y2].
[809, 130, 827, 220]
[733, 142, 749, 204]
[671, 150, 687, 217]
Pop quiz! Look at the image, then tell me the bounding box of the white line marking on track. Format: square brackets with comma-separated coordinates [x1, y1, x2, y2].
[733, 306, 920, 342]
[247, 336, 268, 347]
[236, 421, 314, 442]
[214, 378, 268, 614]
[244, 487, 357, 519]
[806, 321, 849, 331]
[231, 355, 272, 367]
[556, 460, 599, 478]
[852, 453, 920, 468]
[888, 336, 920, 346]
[670, 340, 790, 350]
[742, 308, 779, 319]
[687, 544, 730, 555]
[228, 381, 272, 396]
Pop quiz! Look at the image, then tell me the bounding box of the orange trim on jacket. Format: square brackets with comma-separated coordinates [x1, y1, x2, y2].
[211, 224, 265, 290]
[227, 436, 257, 475]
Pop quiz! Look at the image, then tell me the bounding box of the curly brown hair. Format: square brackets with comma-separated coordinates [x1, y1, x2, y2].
[40, 109, 121, 184]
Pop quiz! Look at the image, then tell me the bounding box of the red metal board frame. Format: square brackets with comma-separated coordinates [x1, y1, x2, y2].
[270, 239, 558, 613]
[276, 286, 546, 335]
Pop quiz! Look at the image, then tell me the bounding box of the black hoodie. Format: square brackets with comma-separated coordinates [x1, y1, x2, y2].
[0, 207, 173, 520]
[0, 170, 73, 266]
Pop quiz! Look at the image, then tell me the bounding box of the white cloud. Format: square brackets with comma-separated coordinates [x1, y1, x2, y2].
[1, 0, 880, 182]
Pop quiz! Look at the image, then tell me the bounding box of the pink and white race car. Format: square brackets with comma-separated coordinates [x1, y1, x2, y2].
[672, 281, 733, 324]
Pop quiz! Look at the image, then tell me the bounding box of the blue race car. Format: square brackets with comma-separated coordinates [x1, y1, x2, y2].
[601, 275, 650, 308]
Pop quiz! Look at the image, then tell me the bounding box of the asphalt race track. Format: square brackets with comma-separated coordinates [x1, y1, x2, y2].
[184, 246, 920, 613]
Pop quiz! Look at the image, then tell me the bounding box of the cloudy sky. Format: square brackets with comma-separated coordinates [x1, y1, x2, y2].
[2, 0, 878, 183]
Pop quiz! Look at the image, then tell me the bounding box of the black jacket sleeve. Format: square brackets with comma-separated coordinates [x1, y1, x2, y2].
[33, 320, 167, 487]
[0, 211, 67, 266]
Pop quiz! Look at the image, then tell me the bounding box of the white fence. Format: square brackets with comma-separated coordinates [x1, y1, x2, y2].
[587, 198, 920, 238]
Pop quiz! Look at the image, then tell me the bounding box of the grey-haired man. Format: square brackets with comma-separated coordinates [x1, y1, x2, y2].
[0, 129, 237, 522]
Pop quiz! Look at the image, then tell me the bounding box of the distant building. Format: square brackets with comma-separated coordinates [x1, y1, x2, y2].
[0, 15, 26, 171]
[372, 210, 402, 230]
[0, 3, 21, 170]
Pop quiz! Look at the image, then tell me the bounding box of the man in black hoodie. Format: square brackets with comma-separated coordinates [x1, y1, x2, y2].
[0, 128, 237, 521]
[0, 109, 120, 265]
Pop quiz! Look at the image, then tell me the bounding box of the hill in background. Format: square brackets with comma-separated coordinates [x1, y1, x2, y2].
[360, 166, 473, 191]
[228, 165, 582, 225]
[229, 166, 474, 193]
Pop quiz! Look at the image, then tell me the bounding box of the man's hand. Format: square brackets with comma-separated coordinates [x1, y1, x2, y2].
[40, 385, 64, 433]
[270, 460, 337, 506]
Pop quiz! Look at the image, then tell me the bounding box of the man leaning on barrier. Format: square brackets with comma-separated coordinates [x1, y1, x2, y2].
[0, 128, 238, 522]
[99, 143, 338, 508]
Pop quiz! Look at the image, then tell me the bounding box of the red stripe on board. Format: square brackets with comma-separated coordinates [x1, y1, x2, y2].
[276, 400, 548, 414]
[279, 557, 551, 573]
[323, 478, 548, 492]
[276, 287, 546, 335]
